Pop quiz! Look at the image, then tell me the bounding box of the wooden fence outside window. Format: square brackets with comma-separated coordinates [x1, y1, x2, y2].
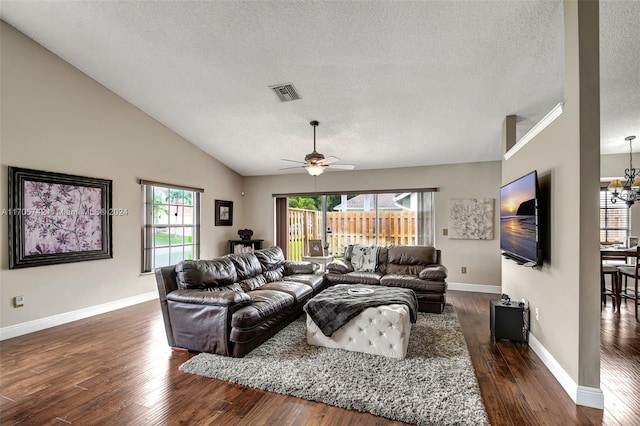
[288, 208, 417, 260]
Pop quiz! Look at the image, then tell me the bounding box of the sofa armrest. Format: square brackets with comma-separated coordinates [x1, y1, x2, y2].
[285, 261, 319, 275]
[167, 289, 250, 306]
[165, 289, 250, 355]
[326, 260, 354, 274]
[419, 265, 448, 281]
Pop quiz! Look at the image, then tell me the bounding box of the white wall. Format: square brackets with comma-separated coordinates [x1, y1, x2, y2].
[0, 22, 243, 330]
[243, 161, 502, 288]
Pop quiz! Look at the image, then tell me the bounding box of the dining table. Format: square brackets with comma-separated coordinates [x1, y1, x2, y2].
[600, 245, 638, 310]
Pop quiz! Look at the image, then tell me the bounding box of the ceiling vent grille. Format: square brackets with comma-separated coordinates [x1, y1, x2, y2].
[269, 83, 301, 102]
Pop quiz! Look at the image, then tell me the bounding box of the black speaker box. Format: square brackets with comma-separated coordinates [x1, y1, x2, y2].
[490, 299, 529, 343]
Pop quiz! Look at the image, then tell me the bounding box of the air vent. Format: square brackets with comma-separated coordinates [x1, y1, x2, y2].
[269, 83, 301, 102]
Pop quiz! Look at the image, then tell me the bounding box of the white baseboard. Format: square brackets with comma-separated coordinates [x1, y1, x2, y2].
[0, 291, 158, 341]
[448, 282, 502, 294]
[576, 385, 605, 409]
[528, 332, 604, 409]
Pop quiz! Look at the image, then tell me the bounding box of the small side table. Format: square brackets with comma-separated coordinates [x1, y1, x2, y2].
[229, 239, 263, 254]
[302, 255, 334, 272]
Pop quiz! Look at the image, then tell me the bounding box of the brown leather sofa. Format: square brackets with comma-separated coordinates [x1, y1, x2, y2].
[155, 246, 326, 357]
[325, 245, 448, 313]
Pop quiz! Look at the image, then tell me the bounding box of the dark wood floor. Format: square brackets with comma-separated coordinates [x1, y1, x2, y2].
[1, 290, 638, 425]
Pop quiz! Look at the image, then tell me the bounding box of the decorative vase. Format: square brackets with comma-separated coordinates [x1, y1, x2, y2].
[238, 228, 254, 240]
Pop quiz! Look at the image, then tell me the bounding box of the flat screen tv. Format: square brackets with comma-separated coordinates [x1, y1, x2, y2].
[500, 171, 541, 266]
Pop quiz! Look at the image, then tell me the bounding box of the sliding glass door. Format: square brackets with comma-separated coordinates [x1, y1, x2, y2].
[283, 191, 434, 260]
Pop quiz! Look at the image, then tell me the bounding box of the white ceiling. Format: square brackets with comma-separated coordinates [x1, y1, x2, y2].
[1, 1, 638, 177]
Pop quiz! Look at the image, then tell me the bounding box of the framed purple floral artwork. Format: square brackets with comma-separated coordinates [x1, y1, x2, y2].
[8, 167, 113, 269]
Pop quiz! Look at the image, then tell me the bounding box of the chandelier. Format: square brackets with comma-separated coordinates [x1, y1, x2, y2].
[608, 135, 639, 207]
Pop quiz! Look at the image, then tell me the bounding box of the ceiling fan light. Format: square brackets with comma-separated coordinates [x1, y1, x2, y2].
[306, 164, 324, 176]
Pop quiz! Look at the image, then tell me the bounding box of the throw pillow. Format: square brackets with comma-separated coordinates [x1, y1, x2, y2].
[351, 244, 380, 272]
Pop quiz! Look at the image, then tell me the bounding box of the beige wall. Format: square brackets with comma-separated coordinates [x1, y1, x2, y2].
[243, 161, 502, 287]
[0, 22, 243, 328]
[502, 0, 600, 394]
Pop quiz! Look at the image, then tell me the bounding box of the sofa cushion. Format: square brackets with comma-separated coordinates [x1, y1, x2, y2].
[283, 274, 326, 291]
[388, 245, 437, 265]
[254, 246, 286, 271]
[167, 288, 250, 306]
[285, 261, 319, 275]
[326, 260, 354, 274]
[254, 247, 285, 282]
[175, 258, 237, 289]
[239, 274, 268, 292]
[263, 266, 285, 282]
[225, 253, 262, 280]
[351, 245, 380, 272]
[387, 263, 427, 276]
[344, 244, 354, 261]
[380, 274, 447, 293]
[377, 246, 389, 274]
[257, 281, 313, 303]
[419, 265, 448, 281]
[203, 283, 245, 292]
[231, 290, 295, 328]
[325, 271, 383, 285]
[387, 245, 438, 275]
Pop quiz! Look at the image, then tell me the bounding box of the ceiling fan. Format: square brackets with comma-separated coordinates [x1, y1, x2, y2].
[280, 121, 355, 176]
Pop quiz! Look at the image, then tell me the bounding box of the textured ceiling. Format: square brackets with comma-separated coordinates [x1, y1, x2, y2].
[1, 1, 638, 176]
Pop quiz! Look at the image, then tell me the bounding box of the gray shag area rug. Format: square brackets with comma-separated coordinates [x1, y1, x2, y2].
[179, 304, 489, 426]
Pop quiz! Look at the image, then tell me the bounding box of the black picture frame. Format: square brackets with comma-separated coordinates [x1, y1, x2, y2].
[215, 199, 233, 226]
[8, 166, 113, 269]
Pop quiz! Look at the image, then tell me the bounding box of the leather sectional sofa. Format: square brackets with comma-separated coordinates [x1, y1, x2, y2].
[155, 246, 326, 357]
[155, 244, 447, 356]
[325, 245, 448, 313]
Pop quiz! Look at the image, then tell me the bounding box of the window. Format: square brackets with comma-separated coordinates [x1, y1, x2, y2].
[141, 181, 201, 272]
[279, 190, 435, 260]
[600, 188, 630, 244]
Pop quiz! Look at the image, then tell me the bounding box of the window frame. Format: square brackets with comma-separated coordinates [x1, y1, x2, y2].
[600, 187, 631, 244]
[141, 180, 202, 272]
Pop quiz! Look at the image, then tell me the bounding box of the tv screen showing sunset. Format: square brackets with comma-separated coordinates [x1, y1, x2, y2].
[500, 172, 537, 262]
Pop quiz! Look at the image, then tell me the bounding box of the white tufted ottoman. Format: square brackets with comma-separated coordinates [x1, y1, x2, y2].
[306, 303, 412, 359]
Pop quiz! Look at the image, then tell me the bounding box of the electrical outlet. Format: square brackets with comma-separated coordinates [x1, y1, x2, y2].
[461, 266, 467, 274]
[14, 295, 24, 308]
[443, 228, 448, 236]
[535, 307, 539, 321]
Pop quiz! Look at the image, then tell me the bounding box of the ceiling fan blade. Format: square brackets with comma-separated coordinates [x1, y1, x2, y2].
[320, 156, 341, 164]
[281, 158, 306, 164]
[328, 164, 355, 170]
[279, 165, 305, 171]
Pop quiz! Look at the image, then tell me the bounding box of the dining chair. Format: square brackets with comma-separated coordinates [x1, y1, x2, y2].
[617, 246, 640, 320]
[601, 251, 624, 311]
